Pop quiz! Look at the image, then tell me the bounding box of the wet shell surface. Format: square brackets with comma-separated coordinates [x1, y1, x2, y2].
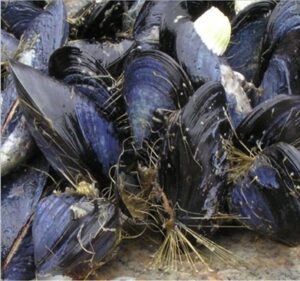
[159, 82, 231, 231]
[229, 142, 300, 246]
[33, 193, 120, 278]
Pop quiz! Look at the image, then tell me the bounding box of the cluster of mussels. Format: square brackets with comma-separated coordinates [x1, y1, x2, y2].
[1, 0, 300, 279]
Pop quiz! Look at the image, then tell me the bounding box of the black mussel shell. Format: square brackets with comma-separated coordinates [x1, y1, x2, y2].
[1, 156, 49, 280]
[236, 94, 300, 150]
[11, 61, 121, 188]
[133, 1, 169, 50]
[16, 0, 69, 72]
[225, 0, 276, 85]
[229, 142, 300, 245]
[48, 46, 113, 104]
[74, 0, 127, 40]
[49, 45, 127, 136]
[2, 0, 68, 125]
[264, 0, 300, 53]
[159, 2, 191, 59]
[257, 29, 300, 105]
[67, 38, 136, 77]
[33, 193, 120, 278]
[1, 1, 43, 39]
[116, 48, 193, 219]
[159, 81, 231, 233]
[123, 48, 193, 147]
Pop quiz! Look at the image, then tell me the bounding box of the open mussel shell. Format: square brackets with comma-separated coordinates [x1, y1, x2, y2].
[1, 0, 43, 39]
[2, 156, 49, 280]
[123, 48, 193, 147]
[225, 0, 276, 85]
[228, 142, 300, 245]
[236, 94, 300, 150]
[159, 81, 231, 233]
[67, 38, 136, 77]
[33, 193, 120, 278]
[256, 29, 300, 105]
[11, 61, 121, 188]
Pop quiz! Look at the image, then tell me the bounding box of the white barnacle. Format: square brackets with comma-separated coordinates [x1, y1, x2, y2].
[70, 201, 94, 219]
[18, 49, 36, 66]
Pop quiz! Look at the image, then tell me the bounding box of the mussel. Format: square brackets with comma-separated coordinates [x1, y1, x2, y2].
[1, 0, 69, 176]
[263, 0, 300, 53]
[224, 92, 300, 245]
[67, 39, 136, 77]
[115, 48, 193, 220]
[159, 81, 231, 232]
[123, 48, 193, 147]
[235, 94, 300, 150]
[1, 30, 19, 63]
[11, 61, 121, 189]
[133, 1, 168, 50]
[228, 142, 300, 246]
[225, 0, 276, 85]
[48, 46, 114, 107]
[256, 29, 300, 104]
[1, 156, 49, 280]
[1, 0, 43, 39]
[70, 0, 127, 40]
[49, 45, 128, 138]
[33, 192, 120, 279]
[147, 81, 239, 270]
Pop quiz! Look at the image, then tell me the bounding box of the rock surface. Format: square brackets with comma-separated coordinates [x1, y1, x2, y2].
[92, 229, 300, 280]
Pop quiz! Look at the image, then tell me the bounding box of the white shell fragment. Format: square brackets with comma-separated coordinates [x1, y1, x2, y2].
[194, 7, 231, 56]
